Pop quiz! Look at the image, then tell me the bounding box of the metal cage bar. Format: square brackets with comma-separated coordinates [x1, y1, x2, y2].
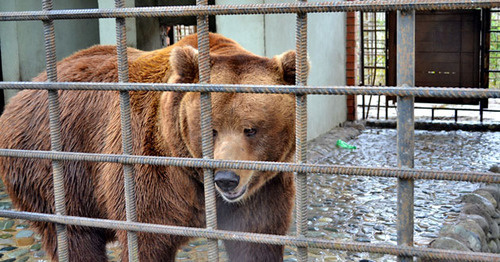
[1, 1, 500, 21]
[396, 10, 415, 262]
[0, 210, 498, 262]
[196, 0, 219, 260]
[295, 0, 308, 260]
[0, 148, 498, 183]
[1, 82, 499, 98]
[41, 0, 69, 261]
[114, 0, 139, 260]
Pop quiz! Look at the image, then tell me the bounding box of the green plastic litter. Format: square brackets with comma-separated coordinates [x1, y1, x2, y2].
[336, 139, 356, 149]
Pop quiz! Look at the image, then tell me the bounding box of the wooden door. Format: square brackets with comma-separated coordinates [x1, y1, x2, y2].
[387, 10, 483, 105]
[415, 10, 481, 104]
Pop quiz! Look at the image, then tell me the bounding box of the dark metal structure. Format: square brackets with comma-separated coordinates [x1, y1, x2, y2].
[1, 1, 500, 262]
[361, 9, 496, 122]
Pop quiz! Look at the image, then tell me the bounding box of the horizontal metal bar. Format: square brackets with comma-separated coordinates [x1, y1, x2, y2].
[363, 66, 387, 70]
[0, 82, 498, 98]
[0, 210, 497, 262]
[362, 29, 387, 33]
[0, 149, 497, 183]
[0, 1, 498, 21]
[359, 104, 500, 113]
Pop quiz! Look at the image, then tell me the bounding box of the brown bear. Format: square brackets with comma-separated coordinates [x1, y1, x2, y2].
[0, 33, 303, 261]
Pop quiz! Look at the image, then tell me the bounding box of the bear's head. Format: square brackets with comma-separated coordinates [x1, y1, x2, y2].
[165, 45, 306, 203]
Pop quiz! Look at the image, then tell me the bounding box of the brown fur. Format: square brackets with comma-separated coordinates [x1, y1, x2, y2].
[0, 33, 302, 262]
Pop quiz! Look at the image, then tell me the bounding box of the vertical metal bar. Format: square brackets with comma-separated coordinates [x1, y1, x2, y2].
[41, 1, 69, 261]
[360, 12, 365, 87]
[366, 95, 372, 118]
[295, 1, 308, 261]
[377, 94, 381, 119]
[396, 10, 415, 262]
[114, 0, 139, 261]
[481, 9, 491, 116]
[480, 102, 484, 122]
[362, 95, 366, 119]
[385, 96, 389, 120]
[455, 109, 458, 122]
[196, 1, 218, 261]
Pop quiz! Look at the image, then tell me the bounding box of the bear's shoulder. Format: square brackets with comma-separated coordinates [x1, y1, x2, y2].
[33, 45, 143, 82]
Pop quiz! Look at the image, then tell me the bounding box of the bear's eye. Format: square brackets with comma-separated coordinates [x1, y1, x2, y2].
[244, 128, 257, 137]
[213, 129, 218, 138]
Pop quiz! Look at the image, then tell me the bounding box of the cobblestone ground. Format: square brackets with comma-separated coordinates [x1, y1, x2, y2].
[0, 124, 498, 261]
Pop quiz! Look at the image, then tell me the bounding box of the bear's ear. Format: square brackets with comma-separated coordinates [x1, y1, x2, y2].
[274, 50, 310, 85]
[169, 46, 199, 83]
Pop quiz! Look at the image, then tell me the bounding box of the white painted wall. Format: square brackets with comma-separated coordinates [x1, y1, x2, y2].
[216, 0, 347, 140]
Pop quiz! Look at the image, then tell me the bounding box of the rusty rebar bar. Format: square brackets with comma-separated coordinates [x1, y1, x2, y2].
[0, 82, 498, 98]
[1, 1, 499, 21]
[0, 210, 498, 262]
[295, 1, 308, 260]
[396, 10, 416, 262]
[41, 0, 69, 261]
[0, 149, 497, 183]
[114, 0, 139, 260]
[197, 0, 219, 260]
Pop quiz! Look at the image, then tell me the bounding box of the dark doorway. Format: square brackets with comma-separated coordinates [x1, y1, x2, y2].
[415, 10, 482, 104]
[359, 10, 497, 122]
[388, 10, 485, 105]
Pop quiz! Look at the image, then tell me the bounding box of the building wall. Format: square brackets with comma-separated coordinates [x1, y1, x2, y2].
[216, 0, 266, 56]
[97, 0, 137, 47]
[216, 0, 347, 140]
[0, 0, 100, 104]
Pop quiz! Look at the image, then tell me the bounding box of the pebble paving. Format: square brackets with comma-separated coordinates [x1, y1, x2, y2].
[0, 127, 498, 261]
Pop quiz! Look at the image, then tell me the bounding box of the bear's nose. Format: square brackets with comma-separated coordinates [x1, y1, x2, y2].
[214, 170, 240, 192]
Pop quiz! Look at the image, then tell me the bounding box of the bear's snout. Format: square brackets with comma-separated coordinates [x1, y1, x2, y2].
[214, 170, 240, 192]
[214, 170, 248, 202]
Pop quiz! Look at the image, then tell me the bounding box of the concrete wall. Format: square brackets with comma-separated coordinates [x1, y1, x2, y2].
[216, 0, 346, 140]
[97, 0, 137, 47]
[0, 0, 100, 104]
[135, 0, 161, 51]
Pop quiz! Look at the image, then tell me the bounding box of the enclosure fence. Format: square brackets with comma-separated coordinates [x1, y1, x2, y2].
[1, 1, 500, 261]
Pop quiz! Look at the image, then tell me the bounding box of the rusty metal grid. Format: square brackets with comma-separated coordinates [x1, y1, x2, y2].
[1, 1, 500, 262]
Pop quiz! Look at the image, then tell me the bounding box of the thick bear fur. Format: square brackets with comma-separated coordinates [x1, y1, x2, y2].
[0, 33, 302, 261]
